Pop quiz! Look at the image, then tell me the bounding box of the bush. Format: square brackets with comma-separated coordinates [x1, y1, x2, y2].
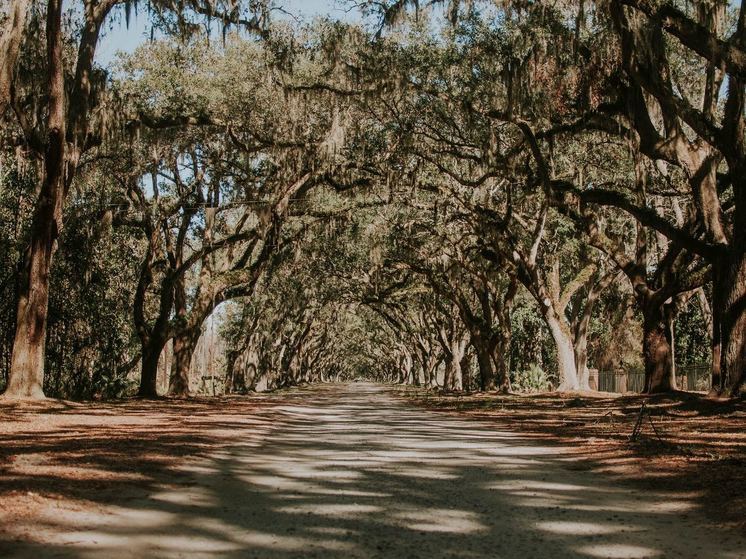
[91, 367, 138, 400]
[512, 364, 556, 393]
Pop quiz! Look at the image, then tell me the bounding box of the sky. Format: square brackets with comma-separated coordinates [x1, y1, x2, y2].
[95, 0, 362, 67]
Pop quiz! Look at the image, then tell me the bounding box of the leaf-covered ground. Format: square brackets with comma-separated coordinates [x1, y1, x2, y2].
[0, 394, 284, 546]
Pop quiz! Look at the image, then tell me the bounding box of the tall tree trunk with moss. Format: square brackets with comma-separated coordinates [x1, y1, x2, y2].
[168, 329, 199, 397]
[4, 0, 64, 399]
[4, 0, 116, 399]
[641, 301, 676, 394]
[133, 240, 177, 398]
[0, 0, 29, 115]
[720, 191, 746, 395]
[719, 6, 746, 395]
[470, 331, 497, 391]
[460, 350, 472, 391]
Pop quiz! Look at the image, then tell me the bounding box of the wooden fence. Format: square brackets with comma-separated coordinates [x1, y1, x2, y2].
[594, 364, 711, 393]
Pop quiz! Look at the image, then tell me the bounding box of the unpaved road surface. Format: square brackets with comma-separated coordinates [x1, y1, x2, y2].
[1, 383, 744, 558]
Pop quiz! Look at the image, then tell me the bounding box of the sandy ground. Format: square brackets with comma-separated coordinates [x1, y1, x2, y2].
[1, 383, 745, 558]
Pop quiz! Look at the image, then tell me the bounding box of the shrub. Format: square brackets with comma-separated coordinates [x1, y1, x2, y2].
[512, 364, 556, 393]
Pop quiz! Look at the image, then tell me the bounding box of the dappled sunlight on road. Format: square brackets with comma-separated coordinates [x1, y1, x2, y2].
[2, 383, 744, 558]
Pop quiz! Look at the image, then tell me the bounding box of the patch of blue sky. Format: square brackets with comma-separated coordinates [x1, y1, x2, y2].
[95, 0, 362, 67]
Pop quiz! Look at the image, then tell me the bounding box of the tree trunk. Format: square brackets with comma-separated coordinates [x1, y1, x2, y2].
[168, 271, 191, 397]
[573, 293, 597, 391]
[460, 351, 472, 392]
[415, 342, 436, 388]
[642, 305, 676, 393]
[400, 349, 412, 384]
[545, 312, 579, 391]
[493, 330, 511, 393]
[3, 0, 65, 400]
[721, 249, 746, 395]
[411, 360, 421, 386]
[443, 355, 454, 391]
[448, 335, 466, 391]
[5, 216, 56, 399]
[695, 285, 722, 393]
[395, 345, 412, 385]
[472, 334, 496, 391]
[136, 295, 173, 399]
[572, 272, 615, 391]
[443, 344, 463, 391]
[0, 0, 29, 115]
[139, 342, 165, 399]
[450, 358, 463, 391]
[574, 337, 590, 391]
[225, 351, 237, 394]
[168, 331, 198, 397]
[711, 298, 723, 393]
[440, 327, 466, 392]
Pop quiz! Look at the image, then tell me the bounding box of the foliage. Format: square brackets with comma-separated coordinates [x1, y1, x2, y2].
[511, 364, 556, 394]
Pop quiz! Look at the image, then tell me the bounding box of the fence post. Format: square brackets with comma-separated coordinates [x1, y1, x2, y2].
[589, 368, 598, 391]
[617, 367, 627, 393]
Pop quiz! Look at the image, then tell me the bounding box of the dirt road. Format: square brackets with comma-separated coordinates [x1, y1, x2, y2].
[2, 383, 744, 558]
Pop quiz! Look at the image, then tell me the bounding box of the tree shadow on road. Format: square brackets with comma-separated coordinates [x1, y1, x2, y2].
[1, 385, 744, 558]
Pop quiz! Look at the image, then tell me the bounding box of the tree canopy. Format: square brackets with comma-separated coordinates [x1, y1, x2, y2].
[0, 0, 744, 399]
